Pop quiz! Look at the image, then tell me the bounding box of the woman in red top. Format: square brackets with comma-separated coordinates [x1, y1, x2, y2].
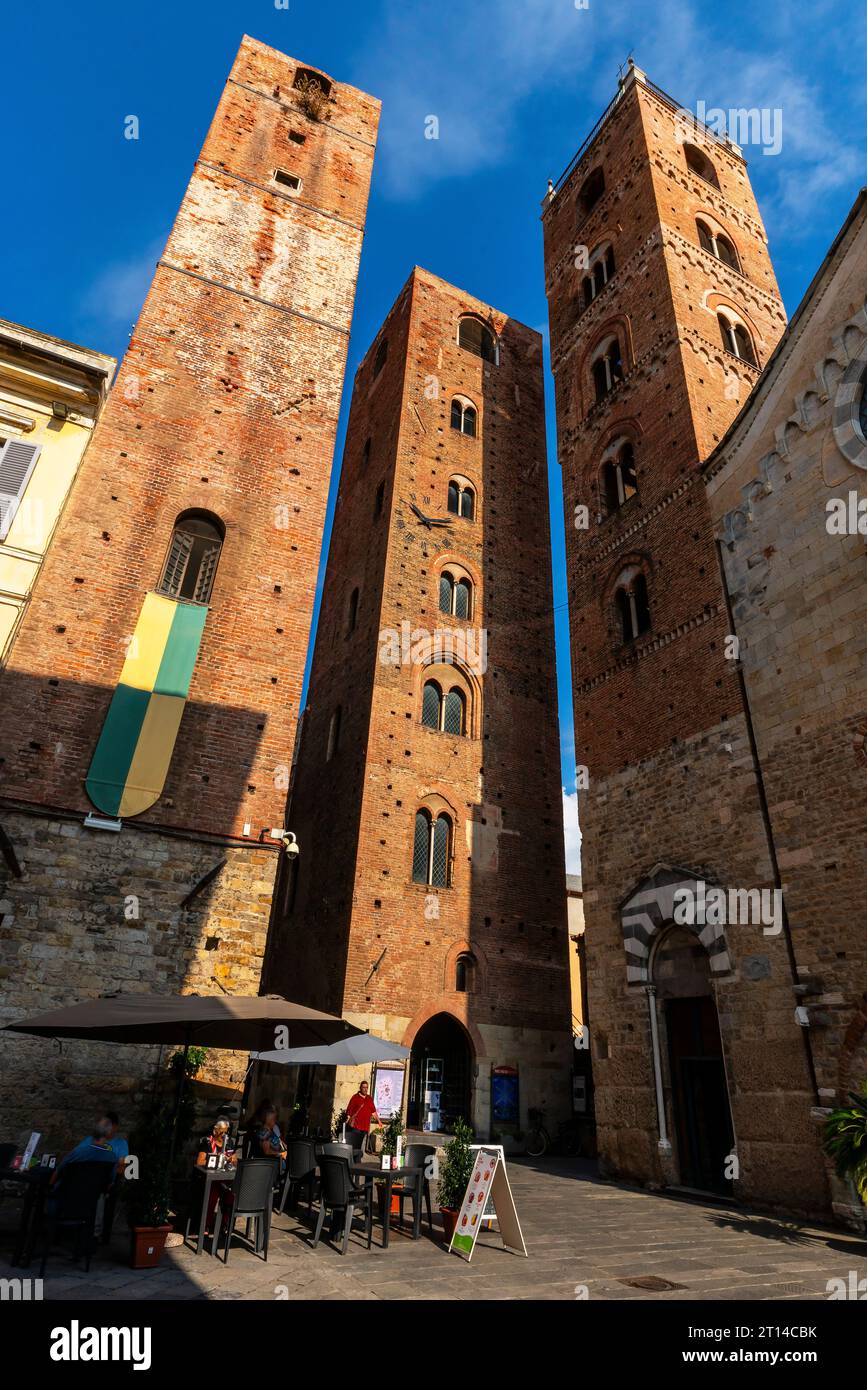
[346, 1081, 379, 1154]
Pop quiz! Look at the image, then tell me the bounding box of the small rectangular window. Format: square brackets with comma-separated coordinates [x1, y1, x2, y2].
[274, 169, 302, 191]
[288, 131, 306, 145]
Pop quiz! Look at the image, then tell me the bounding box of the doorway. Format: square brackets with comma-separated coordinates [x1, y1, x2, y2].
[654, 927, 734, 1196]
[408, 1013, 472, 1132]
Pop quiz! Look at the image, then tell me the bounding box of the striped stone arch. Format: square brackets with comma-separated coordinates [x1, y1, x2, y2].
[621, 864, 733, 986]
[832, 348, 867, 470]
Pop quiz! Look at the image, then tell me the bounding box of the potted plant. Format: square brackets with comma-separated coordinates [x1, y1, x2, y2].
[376, 1113, 406, 1215]
[824, 1079, 867, 1205]
[437, 1117, 474, 1242]
[331, 1107, 349, 1141]
[123, 1102, 174, 1268]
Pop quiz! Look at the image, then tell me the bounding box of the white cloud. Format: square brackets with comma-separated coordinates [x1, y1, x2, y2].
[80, 237, 165, 332]
[562, 786, 581, 875]
[360, 0, 616, 198]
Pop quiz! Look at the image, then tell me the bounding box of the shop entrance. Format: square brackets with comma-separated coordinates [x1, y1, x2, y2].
[408, 1013, 472, 1132]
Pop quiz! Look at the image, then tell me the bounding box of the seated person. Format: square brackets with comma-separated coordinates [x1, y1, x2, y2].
[197, 1117, 235, 1166]
[245, 1100, 287, 1170]
[52, 1109, 128, 1185]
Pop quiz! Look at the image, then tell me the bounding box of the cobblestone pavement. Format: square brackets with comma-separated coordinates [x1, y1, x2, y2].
[3, 1158, 866, 1302]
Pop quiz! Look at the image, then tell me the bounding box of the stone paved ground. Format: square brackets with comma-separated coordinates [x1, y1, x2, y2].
[3, 1158, 866, 1301]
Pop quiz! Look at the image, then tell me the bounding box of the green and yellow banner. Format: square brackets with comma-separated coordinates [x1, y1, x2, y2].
[85, 592, 207, 818]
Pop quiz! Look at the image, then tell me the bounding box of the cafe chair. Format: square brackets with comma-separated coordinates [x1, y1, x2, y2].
[38, 1161, 114, 1277]
[392, 1144, 435, 1238]
[319, 1141, 356, 1163]
[278, 1138, 317, 1215]
[312, 1155, 373, 1255]
[219, 1158, 278, 1264]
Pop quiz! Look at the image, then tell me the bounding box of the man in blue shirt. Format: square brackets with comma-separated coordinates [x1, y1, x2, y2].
[55, 1110, 129, 1179]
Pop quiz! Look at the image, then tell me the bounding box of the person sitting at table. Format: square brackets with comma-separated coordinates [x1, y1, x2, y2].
[197, 1117, 234, 1166]
[245, 1100, 287, 1171]
[52, 1109, 128, 1184]
[197, 1117, 236, 1236]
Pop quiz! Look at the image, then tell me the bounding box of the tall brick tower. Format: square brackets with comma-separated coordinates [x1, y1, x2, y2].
[544, 62, 828, 1214]
[263, 267, 572, 1139]
[0, 37, 379, 1139]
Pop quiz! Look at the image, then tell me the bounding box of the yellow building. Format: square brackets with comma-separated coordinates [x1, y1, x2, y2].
[0, 319, 114, 662]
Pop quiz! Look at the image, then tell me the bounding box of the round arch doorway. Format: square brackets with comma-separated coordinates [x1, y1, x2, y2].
[654, 925, 735, 1196]
[408, 1013, 473, 1133]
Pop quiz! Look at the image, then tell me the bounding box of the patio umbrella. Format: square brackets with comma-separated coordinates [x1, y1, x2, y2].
[2, 992, 362, 1051]
[3, 992, 364, 1167]
[252, 1033, 410, 1066]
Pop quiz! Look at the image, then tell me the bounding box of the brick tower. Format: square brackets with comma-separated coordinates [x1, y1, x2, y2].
[544, 63, 828, 1214]
[0, 36, 379, 1139]
[263, 267, 573, 1139]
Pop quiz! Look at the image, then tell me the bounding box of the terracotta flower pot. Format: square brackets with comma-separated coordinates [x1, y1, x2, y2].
[130, 1224, 172, 1269]
[440, 1207, 459, 1243]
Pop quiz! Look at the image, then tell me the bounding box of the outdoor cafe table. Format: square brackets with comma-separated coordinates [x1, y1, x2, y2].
[350, 1162, 424, 1249]
[188, 1161, 236, 1255]
[0, 1165, 51, 1267]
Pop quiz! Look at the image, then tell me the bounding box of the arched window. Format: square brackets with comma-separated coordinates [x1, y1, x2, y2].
[718, 313, 757, 366]
[684, 143, 719, 188]
[293, 67, 332, 99]
[615, 569, 651, 643]
[422, 680, 442, 729]
[450, 397, 477, 437]
[447, 478, 475, 520]
[439, 570, 473, 620]
[581, 244, 616, 311]
[458, 316, 498, 364]
[412, 809, 452, 887]
[455, 952, 476, 992]
[697, 220, 739, 271]
[373, 338, 388, 377]
[158, 513, 223, 604]
[326, 706, 341, 761]
[591, 338, 623, 402]
[347, 586, 359, 633]
[443, 688, 465, 735]
[578, 166, 605, 217]
[601, 441, 638, 515]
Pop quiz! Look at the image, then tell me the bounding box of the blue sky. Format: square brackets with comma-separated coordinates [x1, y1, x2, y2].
[7, 0, 865, 871]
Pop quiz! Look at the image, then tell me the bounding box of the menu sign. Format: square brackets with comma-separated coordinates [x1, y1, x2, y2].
[449, 1146, 527, 1263]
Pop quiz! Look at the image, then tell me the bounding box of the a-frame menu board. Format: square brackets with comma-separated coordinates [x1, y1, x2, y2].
[448, 1146, 528, 1262]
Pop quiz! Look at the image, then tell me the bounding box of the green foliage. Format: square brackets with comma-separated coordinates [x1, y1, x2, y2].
[169, 1046, 208, 1079]
[437, 1117, 474, 1211]
[380, 1111, 405, 1156]
[824, 1080, 867, 1204]
[331, 1108, 349, 1140]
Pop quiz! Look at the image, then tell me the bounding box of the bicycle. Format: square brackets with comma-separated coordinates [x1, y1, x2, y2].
[525, 1107, 550, 1157]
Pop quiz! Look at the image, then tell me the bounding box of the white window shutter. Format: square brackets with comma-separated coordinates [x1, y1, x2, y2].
[0, 440, 42, 541]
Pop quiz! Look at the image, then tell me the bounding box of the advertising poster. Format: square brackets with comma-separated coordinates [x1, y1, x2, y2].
[491, 1065, 519, 1126]
[372, 1064, 405, 1119]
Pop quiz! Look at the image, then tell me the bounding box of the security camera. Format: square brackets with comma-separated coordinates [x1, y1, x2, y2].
[281, 832, 300, 859]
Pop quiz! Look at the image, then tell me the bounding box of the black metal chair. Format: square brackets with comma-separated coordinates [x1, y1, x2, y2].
[312, 1155, 373, 1255]
[278, 1138, 317, 1215]
[219, 1158, 277, 1263]
[392, 1143, 435, 1237]
[38, 1161, 114, 1276]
